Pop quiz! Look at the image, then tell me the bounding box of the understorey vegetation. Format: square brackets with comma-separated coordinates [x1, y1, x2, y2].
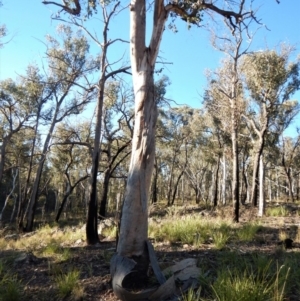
[1, 201, 300, 300]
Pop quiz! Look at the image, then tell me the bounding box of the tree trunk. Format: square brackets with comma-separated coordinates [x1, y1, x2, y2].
[171, 170, 184, 206]
[232, 128, 239, 222]
[250, 139, 264, 207]
[151, 158, 158, 204]
[258, 154, 265, 217]
[213, 157, 220, 207]
[221, 151, 227, 205]
[167, 158, 175, 206]
[0, 168, 18, 222]
[0, 138, 9, 192]
[114, 0, 168, 289]
[99, 168, 111, 220]
[285, 168, 294, 202]
[18, 108, 41, 230]
[117, 67, 157, 267]
[24, 114, 57, 232]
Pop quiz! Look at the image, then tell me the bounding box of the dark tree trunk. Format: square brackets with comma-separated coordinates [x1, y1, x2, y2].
[151, 159, 158, 204]
[170, 170, 184, 206]
[86, 152, 100, 245]
[99, 168, 111, 220]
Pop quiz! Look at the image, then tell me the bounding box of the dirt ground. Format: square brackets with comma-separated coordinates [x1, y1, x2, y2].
[1, 204, 300, 301]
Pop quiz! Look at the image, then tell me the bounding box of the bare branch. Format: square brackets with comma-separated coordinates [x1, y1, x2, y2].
[42, 0, 81, 15]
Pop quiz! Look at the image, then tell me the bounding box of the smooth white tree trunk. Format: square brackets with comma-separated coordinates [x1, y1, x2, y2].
[258, 154, 265, 217]
[222, 149, 227, 205]
[117, 0, 168, 258]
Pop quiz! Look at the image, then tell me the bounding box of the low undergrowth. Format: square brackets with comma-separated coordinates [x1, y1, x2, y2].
[149, 213, 262, 248]
[0, 260, 22, 301]
[0, 202, 300, 300]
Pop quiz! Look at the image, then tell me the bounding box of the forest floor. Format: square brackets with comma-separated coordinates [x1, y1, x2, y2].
[1, 202, 300, 301]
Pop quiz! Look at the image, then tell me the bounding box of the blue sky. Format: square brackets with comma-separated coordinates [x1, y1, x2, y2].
[0, 1, 300, 133]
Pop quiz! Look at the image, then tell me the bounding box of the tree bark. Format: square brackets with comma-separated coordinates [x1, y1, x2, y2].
[250, 136, 265, 207]
[115, 0, 168, 287]
[213, 157, 220, 207]
[221, 152, 227, 205]
[151, 158, 158, 204]
[258, 154, 265, 217]
[0, 138, 8, 190]
[18, 107, 41, 230]
[232, 125, 239, 222]
[99, 168, 110, 219]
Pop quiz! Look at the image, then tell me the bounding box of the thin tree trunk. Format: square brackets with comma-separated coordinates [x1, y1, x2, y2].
[18, 109, 41, 230]
[232, 128, 239, 222]
[258, 154, 265, 217]
[151, 158, 158, 204]
[24, 118, 56, 232]
[221, 152, 227, 205]
[99, 168, 110, 220]
[213, 157, 220, 207]
[250, 139, 264, 207]
[171, 170, 184, 206]
[0, 168, 18, 222]
[0, 138, 9, 192]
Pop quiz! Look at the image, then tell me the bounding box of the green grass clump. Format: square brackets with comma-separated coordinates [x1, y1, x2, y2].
[181, 287, 202, 301]
[41, 240, 72, 261]
[211, 261, 289, 301]
[0, 261, 22, 301]
[55, 269, 80, 298]
[149, 215, 212, 246]
[211, 223, 232, 249]
[237, 223, 262, 241]
[149, 215, 235, 249]
[266, 206, 290, 217]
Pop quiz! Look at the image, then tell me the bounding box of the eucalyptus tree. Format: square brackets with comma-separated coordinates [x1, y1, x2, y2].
[278, 133, 300, 202]
[50, 121, 92, 221]
[242, 47, 300, 211]
[43, 0, 274, 295]
[116, 5, 255, 290]
[16, 65, 54, 228]
[22, 25, 95, 232]
[205, 14, 257, 221]
[43, 0, 130, 245]
[0, 75, 36, 192]
[98, 81, 133, 220]
[158, 106, 194, 206]
[0, 128, 33, 223]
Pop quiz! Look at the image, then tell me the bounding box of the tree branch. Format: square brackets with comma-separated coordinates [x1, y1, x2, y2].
[42, 0, 81, 15]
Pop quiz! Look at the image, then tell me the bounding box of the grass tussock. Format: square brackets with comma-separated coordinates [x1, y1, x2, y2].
[266, 206, 290, 217]
[0, 260, 22, 301]
[236, 223, 262, 241]
[54, 269, 81, 299]
[210, 262, 289, 301]
[149, 214, 242, 249]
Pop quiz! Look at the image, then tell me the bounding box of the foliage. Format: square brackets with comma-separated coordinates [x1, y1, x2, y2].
[266, 206, 290, 217]
[149, 214, 235, 247]
[181, 287, 202, 301]
[210, 262, 289, 301]
[0, 261, 22, 301]
[54, 269, 80, 298]
[211, 223, 232, 249]
[236, 223, 262, 241]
